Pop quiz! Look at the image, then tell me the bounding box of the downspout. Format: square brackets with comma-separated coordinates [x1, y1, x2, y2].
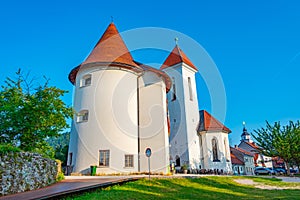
[137, 71, 144, 172]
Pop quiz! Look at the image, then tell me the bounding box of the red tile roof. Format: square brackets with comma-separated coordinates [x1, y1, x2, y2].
[245, 141, 260, 150]
[82, 23, 139, 67]
[68, 23, 171, 91]
[234, 146, 253, 156]
[198, 110, 231, 133]
[134, 61, 172, 92]
[231, 153, 244, 165]
[160, 45, 198, 71]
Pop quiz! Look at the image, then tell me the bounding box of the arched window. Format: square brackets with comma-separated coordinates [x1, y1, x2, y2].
[212, 138, 219, 161]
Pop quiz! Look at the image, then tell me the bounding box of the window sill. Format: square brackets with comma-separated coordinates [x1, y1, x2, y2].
[76, 120, 88, 123]
[213, 160, 220, 162]
[98, 166, 109, 168]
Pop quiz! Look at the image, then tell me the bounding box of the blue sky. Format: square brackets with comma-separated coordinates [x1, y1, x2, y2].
[0, 0, 299, 145]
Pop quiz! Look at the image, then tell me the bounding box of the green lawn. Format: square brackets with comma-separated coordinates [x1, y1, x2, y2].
[66, 176, 300, 200]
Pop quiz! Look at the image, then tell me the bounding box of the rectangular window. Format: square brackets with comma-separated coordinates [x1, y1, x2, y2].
[80, 74, 92, 87]
[124, 154, 134, 168]
[76, 110, 89, 123]
[99, 150, 110, 167]
[188, 77, 193, 101]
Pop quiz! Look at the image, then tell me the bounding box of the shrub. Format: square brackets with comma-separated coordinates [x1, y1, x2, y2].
[56, 171, 65, 182]
[0, 144, 21, 154]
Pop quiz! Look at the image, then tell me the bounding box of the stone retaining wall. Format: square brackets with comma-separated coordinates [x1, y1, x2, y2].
[0, 152, 57, 196]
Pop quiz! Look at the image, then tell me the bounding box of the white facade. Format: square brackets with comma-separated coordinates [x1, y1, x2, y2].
[67, 23, 233, 175]
[138, 71, 170, 173]
[199, 131, 232, 172]
[68, 66, 169, 174]
[164, 63, 200, 169]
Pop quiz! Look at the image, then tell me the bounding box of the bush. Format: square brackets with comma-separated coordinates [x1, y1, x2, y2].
[0, 144, 21, 154]
[56, 171, 65, 182]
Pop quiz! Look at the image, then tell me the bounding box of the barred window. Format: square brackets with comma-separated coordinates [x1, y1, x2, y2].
[99, 150, 110, 167]
[125, 155, 134, 168]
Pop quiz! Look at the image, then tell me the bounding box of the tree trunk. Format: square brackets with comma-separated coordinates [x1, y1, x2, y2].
[285, 161, 290, 176]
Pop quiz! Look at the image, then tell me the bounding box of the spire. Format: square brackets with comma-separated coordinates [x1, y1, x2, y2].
[241, 121, 250, 136]
[242, 121, 247, 132]
[160, 44, 198, 71]
[82, 22, 139, 68]
[241, 121, 252, 142]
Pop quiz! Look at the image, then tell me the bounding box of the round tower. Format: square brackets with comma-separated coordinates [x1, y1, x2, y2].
[67, 23, 171, 174]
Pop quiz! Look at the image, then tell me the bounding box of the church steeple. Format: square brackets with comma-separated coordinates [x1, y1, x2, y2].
[241, 122, 252, 142]
[160, 43, 198, 71]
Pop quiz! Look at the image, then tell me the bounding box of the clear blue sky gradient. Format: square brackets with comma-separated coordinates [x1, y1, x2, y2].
[1, 0, 299, 145]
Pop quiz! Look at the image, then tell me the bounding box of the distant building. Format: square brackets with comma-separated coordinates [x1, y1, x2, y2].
[238, 125, 272, 168]
[67, 22, 232, 175]
[230, 146, 255, 175]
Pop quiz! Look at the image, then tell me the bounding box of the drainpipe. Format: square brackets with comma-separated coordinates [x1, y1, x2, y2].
[137, 72, 144, 172]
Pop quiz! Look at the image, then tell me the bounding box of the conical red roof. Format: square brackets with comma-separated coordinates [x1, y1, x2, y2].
[198, 110, 231, 133]
[160, 45, 197, 71]
[82, 22, 139, 67]
[69, 23, 141, 84]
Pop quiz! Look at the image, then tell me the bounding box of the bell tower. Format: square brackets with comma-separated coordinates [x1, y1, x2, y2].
[161, 42, 200, 169]
[241, 122, 253, 143]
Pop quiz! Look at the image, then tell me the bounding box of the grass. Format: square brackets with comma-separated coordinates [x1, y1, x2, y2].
[65, 176, 300, 200]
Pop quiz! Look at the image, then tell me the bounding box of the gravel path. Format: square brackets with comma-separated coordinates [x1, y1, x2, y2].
[234, 178, 300, 190]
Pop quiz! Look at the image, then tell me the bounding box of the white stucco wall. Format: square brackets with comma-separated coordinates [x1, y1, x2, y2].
[138, 71, 169, 173]
[200, 131, 232, 173]
[68, 67, 139, 174]
[244, 155, 255, 175]
[163, 63, 200, 169]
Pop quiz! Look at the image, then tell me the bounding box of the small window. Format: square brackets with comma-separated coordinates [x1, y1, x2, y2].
[99, 150, 110, 167]
[80, 74, 92, 87]
[124, 155, 134, 168]
[188, 77, 193, 101]
[76, 110, 89, 123]
[172, 77, 176, 101]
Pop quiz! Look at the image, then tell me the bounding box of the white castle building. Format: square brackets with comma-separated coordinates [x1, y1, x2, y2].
[67, 22, 232, 174]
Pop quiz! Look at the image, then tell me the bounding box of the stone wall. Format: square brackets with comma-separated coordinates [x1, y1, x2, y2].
[0, 152, 58, 196]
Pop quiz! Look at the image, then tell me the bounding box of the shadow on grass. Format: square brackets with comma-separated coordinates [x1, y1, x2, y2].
[66, 177, 300, 200]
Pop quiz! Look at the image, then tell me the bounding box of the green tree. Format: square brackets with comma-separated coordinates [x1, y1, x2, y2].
[0, 70, 73, 155]
[47, 132, 70, 166]
[252, 121, 300, 175]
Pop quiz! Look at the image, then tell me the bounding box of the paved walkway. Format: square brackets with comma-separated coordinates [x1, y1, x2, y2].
[0, 176, 141, 200]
